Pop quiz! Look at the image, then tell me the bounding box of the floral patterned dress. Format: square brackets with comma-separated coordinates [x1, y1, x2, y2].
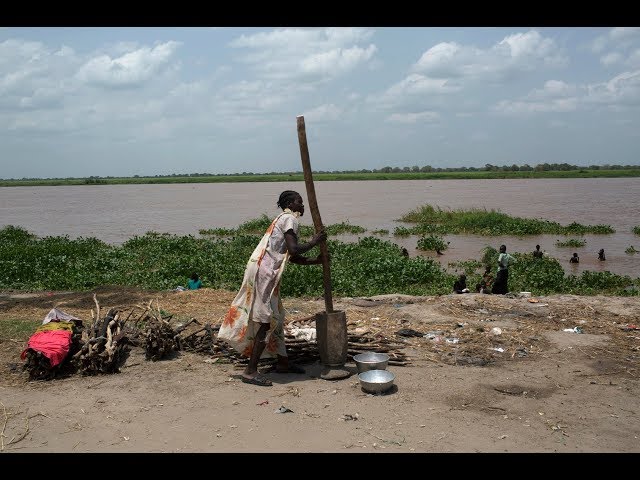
[217, 209, 300, 358]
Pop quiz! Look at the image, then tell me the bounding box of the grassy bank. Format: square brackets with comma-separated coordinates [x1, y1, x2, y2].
[2, 168, 640, 187]
[397, 205, 614, 236]
[1, 225, 638, 297]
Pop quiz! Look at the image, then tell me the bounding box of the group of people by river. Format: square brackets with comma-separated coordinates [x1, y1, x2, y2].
[452, 243, 609, 296]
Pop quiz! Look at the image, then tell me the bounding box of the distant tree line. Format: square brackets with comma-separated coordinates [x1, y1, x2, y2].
[3, 163, 639, 181]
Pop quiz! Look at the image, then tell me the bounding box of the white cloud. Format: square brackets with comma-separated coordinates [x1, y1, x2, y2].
[609, 27, 640, 45]
[411, 30, 567, 82]
[301, 45, 377, 77]
[302, 103, 343, 122]
[229, 27, 377, 83]
[532, 80, 577, 99]
[493, 97, 578, 115]
[627, 49, 640, 68]
[0, 38, 80, 110]
[386, 111, 439, 124]
[75, 41, 181, 88]
[601, 52, 623, 67]
[585, 70, 640, 107]
[591, 27, 640, 65]
[493, 69, 640, 116]
[371, 73, 461, 111]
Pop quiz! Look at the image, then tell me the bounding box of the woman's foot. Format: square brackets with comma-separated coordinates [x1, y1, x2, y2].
[241, 372, 272, 386]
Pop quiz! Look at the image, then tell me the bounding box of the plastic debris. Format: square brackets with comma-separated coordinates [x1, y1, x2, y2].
[490, 327, 503, 336]
[621, 324, 640, 331]
[563, 327, 584, 334]
[274, 406, 294, 414]
[289, 327, 316, 341]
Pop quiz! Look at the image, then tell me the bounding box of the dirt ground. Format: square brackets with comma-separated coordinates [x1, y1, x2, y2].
[0, 286, 639, 453]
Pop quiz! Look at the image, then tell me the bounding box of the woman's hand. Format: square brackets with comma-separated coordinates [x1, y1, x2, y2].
[312, 229, 327, 246]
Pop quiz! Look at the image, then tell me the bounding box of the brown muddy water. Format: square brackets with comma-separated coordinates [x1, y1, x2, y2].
[1, 178, 639, 278]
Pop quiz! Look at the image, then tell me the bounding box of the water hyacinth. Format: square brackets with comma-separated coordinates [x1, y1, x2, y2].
[0, 223, 637, 297]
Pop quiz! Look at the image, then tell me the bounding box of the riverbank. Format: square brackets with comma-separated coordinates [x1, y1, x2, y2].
[1, 287, 638, 452]
[2, 168, 640, 187]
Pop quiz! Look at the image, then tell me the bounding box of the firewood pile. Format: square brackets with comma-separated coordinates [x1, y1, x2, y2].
[120, 300, 179, 361]
[71, 295, 130, 375]
[176, 320, 216, 355]
[204, 319, 411, 367]
[22, 295, 411, 380]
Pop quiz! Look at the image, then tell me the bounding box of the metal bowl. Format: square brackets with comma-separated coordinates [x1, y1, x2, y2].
[358, 369, 395, 394]
[353, 352, 389, 373]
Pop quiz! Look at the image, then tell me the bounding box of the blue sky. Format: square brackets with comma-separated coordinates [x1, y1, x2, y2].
[1, 27, 639, 178]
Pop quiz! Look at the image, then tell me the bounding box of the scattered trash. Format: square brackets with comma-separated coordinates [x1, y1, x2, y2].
[563, 327, 584, 334]
[424, 331, 444, 339]
[621, 324, 640, 331]
[341, 413, 359, 421]
[204, 358, 218, 364]
[519, 292, 532, 298]
[445, 337, 459, 344]
[490, 327, 503, 336]
[274, 406, 294, 414]
[43, 308, 81, 325]
[289, 327, 316, 342]
[515, 347, 528, 357]
[527, 298, 539, 303]
[257, 400, 269, 406]
[456, 322, 466, 328]
[371, 317, 380, 321]
[476, 308, 489, 315]
[490, 347, 505, 353]
[392, 303, 405, 308]
[396, 328, 424, 337]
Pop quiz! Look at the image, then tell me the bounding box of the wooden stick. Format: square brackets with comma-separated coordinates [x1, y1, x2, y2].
[296, 115, 334, 313]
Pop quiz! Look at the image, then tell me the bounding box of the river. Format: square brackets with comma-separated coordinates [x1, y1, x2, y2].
[1, 178, 639, 278]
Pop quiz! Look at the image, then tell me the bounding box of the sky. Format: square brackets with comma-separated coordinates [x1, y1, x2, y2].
[1, 26, 639, 179]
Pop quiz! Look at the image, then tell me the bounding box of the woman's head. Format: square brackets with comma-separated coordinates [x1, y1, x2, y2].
[277, 190, 304, 215]
[499, 244, 506, 253]
[190, 272, 199, 281]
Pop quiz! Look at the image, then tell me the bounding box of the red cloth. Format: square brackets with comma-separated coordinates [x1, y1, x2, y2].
[21, 330, 72, 367]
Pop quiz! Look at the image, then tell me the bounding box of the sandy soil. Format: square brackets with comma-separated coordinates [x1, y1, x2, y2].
[0, 287, 639, 453]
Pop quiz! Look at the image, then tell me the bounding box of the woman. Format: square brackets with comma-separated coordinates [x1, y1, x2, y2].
[217, 190, 326, 386]
[187, 273, 202, 289]
[492, 245, 514, 295]
[453, 274, 469, 294]
[476, 265, 493, 294]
